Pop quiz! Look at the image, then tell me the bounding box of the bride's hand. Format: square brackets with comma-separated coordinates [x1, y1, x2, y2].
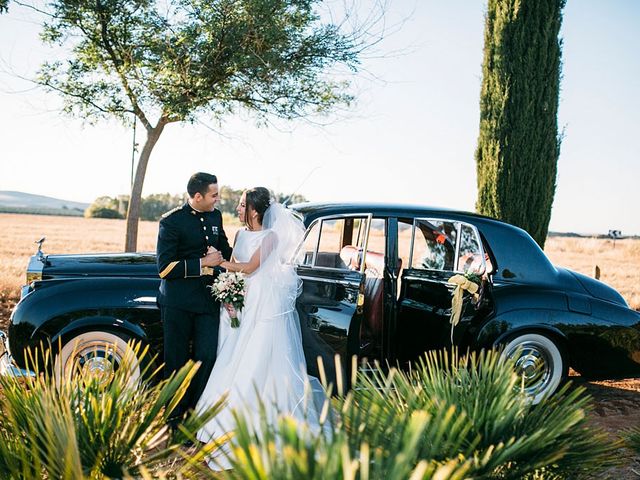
[223, 303, 237, 318]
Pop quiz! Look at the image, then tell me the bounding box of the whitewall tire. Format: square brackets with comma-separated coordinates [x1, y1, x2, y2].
[54, 331, 141, 386]
[502, 332, 566, 404]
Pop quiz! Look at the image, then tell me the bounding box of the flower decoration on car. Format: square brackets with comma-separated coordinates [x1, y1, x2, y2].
[447, 271, 482, 342]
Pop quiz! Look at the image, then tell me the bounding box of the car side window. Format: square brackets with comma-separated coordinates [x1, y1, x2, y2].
[294, 221, 320, 266]
[316, 219, 347, 268]
[409, 219, 487, 274]
[411, 219, 458, 271]
[457, 223, 488, 274]
[295, 216, 371, 271]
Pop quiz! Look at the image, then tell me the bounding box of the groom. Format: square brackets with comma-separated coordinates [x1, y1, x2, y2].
[156, 172, 233, 424]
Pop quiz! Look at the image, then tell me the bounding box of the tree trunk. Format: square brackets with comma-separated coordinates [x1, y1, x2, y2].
[475, 0, 565, 248]
[124, 120, 167, 252]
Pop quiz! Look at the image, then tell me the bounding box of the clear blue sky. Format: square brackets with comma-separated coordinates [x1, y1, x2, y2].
[0, 1, 638, 235]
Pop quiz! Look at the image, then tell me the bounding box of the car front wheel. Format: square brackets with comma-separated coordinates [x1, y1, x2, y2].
[54, 331, 141, 386]
[501, 332, 567, 404]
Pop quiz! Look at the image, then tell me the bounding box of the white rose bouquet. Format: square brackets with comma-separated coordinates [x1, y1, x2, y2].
[210, 272, 246, 328]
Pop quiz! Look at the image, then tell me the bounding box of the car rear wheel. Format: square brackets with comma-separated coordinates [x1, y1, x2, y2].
[54, 331, 141, 386]
[501, 332, 566, 404]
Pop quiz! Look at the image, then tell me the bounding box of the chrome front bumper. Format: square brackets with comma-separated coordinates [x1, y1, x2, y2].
[0, 330, 32, 378]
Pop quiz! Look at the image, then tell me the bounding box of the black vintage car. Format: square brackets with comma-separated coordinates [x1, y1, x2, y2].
[4, 203, 640, 402]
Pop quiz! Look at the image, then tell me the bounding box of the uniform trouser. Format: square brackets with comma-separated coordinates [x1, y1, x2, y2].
[161, 304, 219, 422]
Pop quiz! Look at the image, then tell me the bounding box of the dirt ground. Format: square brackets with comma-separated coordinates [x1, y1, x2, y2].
[573, 375, 640, 479]
[2, 301, 640, 478]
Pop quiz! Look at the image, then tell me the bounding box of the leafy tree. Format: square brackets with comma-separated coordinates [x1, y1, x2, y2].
[84, 195, 123, 218]
[217, 185, 244, 216]
[475, 0, 565, 247]
[217, 186, 308, 216]
[275, 191, 308, 205]
[85, 188, 306, 222]
[140, 192, 183, 221]
[28, 0, 379, 251]
[85, 206, 123, 219]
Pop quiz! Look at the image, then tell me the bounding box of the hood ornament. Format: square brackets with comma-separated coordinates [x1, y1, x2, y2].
[35, 237, 46, 262]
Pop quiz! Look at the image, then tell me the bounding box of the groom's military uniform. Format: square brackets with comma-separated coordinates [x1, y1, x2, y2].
[157, 202, 232, 420]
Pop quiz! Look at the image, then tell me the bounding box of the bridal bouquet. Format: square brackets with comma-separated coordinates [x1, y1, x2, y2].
[210, 272, 246, 328]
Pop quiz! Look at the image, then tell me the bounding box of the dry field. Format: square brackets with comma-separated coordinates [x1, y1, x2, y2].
[0, 213, 638, 316]
[545, 236, 640, 311]
[0, 213, 242, 329]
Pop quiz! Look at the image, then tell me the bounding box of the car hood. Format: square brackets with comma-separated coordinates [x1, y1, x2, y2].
[559, 267, 628, 307]
[42, 253, 158, 279]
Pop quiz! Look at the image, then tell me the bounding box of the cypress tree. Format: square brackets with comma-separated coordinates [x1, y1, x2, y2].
[475, 0, 565, 247]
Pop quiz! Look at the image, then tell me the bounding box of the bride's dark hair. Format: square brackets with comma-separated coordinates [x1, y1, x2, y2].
[245, 187, 271, 230]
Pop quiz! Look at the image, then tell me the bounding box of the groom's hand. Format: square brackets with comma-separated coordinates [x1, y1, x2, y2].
[202, 250, 223, 267]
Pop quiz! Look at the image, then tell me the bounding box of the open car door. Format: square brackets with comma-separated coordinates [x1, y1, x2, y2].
[395, 218, 489, 367]
[294, 214, 372, 390]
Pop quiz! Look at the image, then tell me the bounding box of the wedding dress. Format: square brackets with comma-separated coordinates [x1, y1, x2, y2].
[195, 203, 329, 470]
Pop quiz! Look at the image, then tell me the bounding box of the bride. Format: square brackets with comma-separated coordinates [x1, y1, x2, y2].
[195, 187, 328, 469]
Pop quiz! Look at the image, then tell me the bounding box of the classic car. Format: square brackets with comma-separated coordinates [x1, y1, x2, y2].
[3, 202, 640, 402]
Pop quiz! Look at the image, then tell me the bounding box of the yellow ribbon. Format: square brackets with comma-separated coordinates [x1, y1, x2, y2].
[448, 274, 479, 342]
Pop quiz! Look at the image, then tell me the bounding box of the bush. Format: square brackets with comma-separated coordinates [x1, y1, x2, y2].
[140, 193, 184, 221]
[219, 349, 620, 479]
[0, 347, 618, 479]
[84, 205, 124, 219]
[0, 343, 225, 479]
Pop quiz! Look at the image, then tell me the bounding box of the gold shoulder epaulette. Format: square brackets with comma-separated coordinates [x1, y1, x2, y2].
[161, 206, 182, 219]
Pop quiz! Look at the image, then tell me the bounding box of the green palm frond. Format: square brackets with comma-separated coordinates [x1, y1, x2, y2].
[0, 341, 226, 479]
[343, 349, 620, 478]
[0, 344, 621, 479]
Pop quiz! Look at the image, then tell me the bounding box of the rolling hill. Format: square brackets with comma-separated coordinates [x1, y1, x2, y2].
[0, 191, 89, 216]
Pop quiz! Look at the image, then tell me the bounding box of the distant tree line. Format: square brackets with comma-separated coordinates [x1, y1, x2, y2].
[85, 187, 307, 221]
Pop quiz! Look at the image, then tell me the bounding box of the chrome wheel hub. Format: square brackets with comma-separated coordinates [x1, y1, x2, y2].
[69, 344, 122, 386]
[508, 342, 552, 396]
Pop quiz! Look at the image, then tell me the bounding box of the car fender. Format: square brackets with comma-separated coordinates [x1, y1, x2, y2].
[474, 309, 570, 352]
[52, 315, 147, 346]
[9, 277, 161, 368]
[474, 307, 640, 378]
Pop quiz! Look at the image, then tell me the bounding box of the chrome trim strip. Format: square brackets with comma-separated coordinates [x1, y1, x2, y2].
[312, 219, 321, 267]
[20, 284, 32, 300]
[0, 331, 8, 359]
[358, 214, 373, 275]
[26, 254, 44, 284]
[454, 222, 462, 270]
[298, 275, 360, 287]
[0, 331, 35, 378]
[402, 274, 455, 286]
[132, 296, 158, 303]
[408, 219, 416, 268]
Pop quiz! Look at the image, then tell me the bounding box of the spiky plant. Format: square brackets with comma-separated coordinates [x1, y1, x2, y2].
[210, 404, 470, 480]
[622, 425, 640, 457]
[202, 349, 619, 479]
[343, 349, 620, 479]
[0, 342, 227, 479]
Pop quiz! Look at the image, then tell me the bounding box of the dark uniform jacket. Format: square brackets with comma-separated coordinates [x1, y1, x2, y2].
[156, 203, 233, 314]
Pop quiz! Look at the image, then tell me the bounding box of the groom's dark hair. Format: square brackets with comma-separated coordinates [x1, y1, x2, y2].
[187, 172, 218, 197]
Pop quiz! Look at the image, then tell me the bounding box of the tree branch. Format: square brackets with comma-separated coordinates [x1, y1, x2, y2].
[38, 79, 132, 116]
[95, 0, 152, 130]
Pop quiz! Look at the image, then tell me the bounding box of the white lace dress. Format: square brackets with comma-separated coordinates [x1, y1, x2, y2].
[195, 227, 328, 470]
